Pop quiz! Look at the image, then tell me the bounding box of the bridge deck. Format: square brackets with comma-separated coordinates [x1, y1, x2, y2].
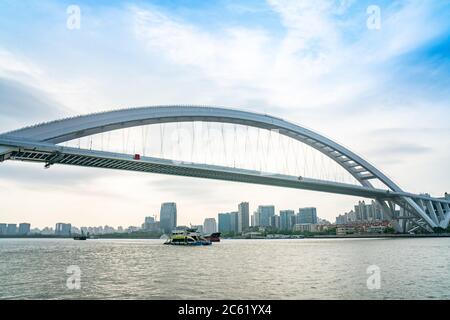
[0, 137, 406, 200]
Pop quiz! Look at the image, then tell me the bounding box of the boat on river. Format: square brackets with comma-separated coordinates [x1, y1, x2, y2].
[164, 229, 212, 246]
[204, 232, 221, 242]
[73, 230, 89, 240]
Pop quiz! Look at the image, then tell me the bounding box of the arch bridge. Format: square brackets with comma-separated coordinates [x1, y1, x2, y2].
[0, 106, 448, 233]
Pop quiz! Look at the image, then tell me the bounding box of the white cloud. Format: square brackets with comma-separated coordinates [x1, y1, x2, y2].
[132, 6, 274, 86]
[0, 48, 43, 80]
[128, 1, 450, 113]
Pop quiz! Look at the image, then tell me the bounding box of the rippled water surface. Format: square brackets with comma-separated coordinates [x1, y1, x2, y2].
[0, 238, 449, 299]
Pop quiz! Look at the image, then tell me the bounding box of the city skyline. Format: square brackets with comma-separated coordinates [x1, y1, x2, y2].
[0, 1, 449, 228]
[2, 195, 445, 236]
[1, 199, 366, 233]
[3, 192, 450, 232]
[1, 202, 326, 230]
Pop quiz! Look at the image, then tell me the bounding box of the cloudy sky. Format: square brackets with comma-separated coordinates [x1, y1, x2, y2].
[0, 0, 449, 229]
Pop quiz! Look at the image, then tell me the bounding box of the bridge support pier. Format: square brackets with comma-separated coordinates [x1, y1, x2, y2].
[377, 196, 447, 233]
[376, 199, 402, 233]
[390, 196, 448, 233]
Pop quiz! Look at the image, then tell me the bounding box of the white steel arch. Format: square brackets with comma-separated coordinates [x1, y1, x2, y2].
[1, 105, 448, 232]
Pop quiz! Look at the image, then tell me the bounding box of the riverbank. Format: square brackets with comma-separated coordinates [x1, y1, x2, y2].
[306, 233, 450, 239]
[2, 233, 450, 239]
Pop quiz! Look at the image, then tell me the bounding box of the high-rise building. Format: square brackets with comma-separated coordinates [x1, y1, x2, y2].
[145, 216, 155, 224]
[238, 202, 249, 233]
[127, 226, 140, 233]
[55, 223, 71, 236]
[335, 214, 347, 225]
[280, 210, 295, 230]
[0, 223, 7, 235]
[203, 218, 217, 234]
[297, 207, 317, 224]
[270, 215, 280, 229]
[218, 213, 232, 233]
[255, 205, 275, 227]
[71, 226, 81, 235]
[143, 216, 160, 232]
[354, 201, 367, 221]
[369, 200, 383, 221]
[18, 223, 31, 235]
[6, 224, 17, 235]
[354, 201, 383, 221]
[251, 212, 258, 227]
[41, 227, 54, 235]
[337, 200, 384, 224]
[230, 212, 239, 233]
[160, 202, 177, 233]
[290, 215, 297, 229]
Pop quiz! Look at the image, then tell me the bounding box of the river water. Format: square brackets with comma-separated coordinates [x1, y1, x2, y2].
[0, 238, 449, 299]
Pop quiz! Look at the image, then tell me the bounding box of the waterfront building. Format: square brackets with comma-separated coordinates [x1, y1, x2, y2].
[143, 216, 160, 232]
[354, 200, 383, 221]
[251, 212, 257, 227]
[160, 202, 177, 233]
[297, 207, 318, 224]
[145, 216, 155, 224]
[336, 200, 384, 224]
[55, 223, 71, 236]
[230, 211, 239, 233]
[367, 225, 386, 233]
[90, 226, 103, 234]
[317, 218, 331, 225]
[30, 228, 41, 234]
[71, 226, 80, 235]
[315, 224, 332, 232]
[103, 225, 116, 234]
[293, 223, 317, 233]
[218, 213, 232, 233]
[255, 205, 275, 227]
[203, 218, 217, 234]
[7, 224, 18, 235]
[41, 227, 54, 235]
[218, 209, 246, 233]
[126, 226, 140, 233]
[270, 215, 280, 229]
[280, 210, 295, 230]
[6, 224, 17, 235]
[18, 223, 31, 235]
[0, 223, 7, 235]
[238, 202, 249, 232]
[336, 226, 355, 235]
